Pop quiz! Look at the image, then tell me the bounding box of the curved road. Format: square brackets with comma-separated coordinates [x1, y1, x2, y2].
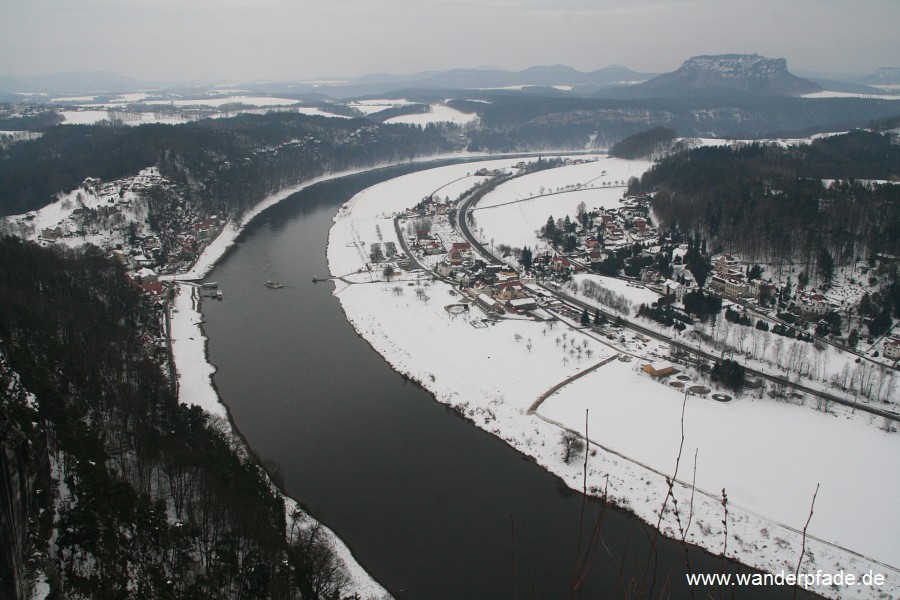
[456, 178, 900, 423]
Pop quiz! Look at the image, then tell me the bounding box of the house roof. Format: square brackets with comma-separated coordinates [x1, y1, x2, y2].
[509, 297, 536, 308]
[648, 361, 675, 372]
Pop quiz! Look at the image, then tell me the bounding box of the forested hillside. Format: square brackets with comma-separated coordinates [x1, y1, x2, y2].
[0, 237, 357, 599]
[458, 94, 900, 151]
[0, 113, 452, 217]
[633, 131, 900, 273]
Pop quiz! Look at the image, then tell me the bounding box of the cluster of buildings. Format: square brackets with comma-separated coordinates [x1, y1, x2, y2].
[594, 195, 659, 248]
[29, 169, 226, 281]
[432, 242, 542, 316]
[706, 254, 775, 302]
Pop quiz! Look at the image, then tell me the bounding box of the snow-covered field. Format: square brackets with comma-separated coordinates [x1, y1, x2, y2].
[55, 95, 346, 126]
[143, 96, 300, 108]
[345, 99, 414, 114]
[326, 158, 899, 599]
[540, 360, 899, 563]
[59, 109, 190, 126]
[471, 156, 643, 252]
[384, 103, 478, 126]
[801, 91, 900, 100]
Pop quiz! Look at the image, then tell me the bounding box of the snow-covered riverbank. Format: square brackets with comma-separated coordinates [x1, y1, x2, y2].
[165, 152, 589, 599]
[169, 283, 390, 599]
[326, 157, 899, 600]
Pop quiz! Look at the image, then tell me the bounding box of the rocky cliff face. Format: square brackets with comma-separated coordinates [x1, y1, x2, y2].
[602, 54, 821, 98]
[0, 354, 49, 600]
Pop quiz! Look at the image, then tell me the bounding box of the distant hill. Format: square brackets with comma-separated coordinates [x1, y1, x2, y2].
[0, 71, 161, 95]
[856, 67, 900, 86]
[807, 78, 897, 96]
[252, 65, 656, 98]
[597, 54, 821, 99]
[412, 64, 651, 89]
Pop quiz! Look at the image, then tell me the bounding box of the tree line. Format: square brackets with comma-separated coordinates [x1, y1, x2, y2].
[632, 131, 900, 278]
[0, 113, 452, 217]
[0, 237, 360, 599]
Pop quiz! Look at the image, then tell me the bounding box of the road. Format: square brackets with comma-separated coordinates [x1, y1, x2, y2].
[456, 178, 900, 423]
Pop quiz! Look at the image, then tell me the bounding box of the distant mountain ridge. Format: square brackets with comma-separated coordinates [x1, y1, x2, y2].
[4, 59, 897, 101]
[857, 67, 900, 86]
[411, 63, 650, 89]
[0, 65, 656, 100]
[0, 71, 160, 96]
[256, 64, 657, 98]
[598, 54, 822, 99]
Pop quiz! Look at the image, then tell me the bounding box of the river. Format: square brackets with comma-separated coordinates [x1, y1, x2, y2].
[200, 162, 816, 599]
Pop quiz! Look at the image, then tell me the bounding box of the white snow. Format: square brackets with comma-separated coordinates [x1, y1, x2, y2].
[59, 109, 189, 126]
[326, 158, 900, 599]
[385, 104, 478, 126]
[143, 96, 301, 108]
[3, 167, 156, 246]
[291, 106, 352, 119]
[345, 99, 414, 114]
[51, 95, 98, 103]
[30, 573, 50, 600]
[539, 361, 899, 563]
[170, 285, 227, 419]
[801, 91, 900, 100]
[571, 273, 660, 307]
[282, 497, 390, 600]
[471, 156, 647, 252]
[117, 92, 151, 102]
[59, 110, 110, 125]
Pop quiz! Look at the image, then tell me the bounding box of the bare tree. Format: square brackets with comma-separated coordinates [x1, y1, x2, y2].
[560, 431, 585, 464]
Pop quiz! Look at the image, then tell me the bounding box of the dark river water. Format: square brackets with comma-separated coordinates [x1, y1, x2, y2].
[200, 162, 815, 600]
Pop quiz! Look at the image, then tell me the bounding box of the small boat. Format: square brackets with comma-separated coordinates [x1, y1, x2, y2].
[312, 276, 318, 283]
[265, 280, 284, 289]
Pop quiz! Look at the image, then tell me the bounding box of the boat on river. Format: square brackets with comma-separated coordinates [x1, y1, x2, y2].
[265, 280, 284, 289]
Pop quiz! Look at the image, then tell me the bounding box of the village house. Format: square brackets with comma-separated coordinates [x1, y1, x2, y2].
[713, 254, 740, 273]
[641, 266, 664, 284]
[474, 292, 504, 314]
[519, 271, 537, 284]
[884, 337, 900, 360]
[421, 240, 444, 255]
[799, 292, 838, 316]
[448, 242, 471, 255]
[494, 280, 527, 301]
[550, 255, 573, 274]
[131, 254, 157, 270]
[709, 273, 753, 298]
[193, 217, 218, 241]
[506, 297, 537, 313]
[136, 267, 158, 283]
[663, 279, 685, 302]
[41, 226, 64, 241]
[642, 361, 676, 377]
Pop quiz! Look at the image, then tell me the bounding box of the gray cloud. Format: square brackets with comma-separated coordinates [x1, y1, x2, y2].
[1, 0, 896, 82]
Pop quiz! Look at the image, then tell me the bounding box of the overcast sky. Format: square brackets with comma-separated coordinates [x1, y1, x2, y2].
[1, 0, 897, 82]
